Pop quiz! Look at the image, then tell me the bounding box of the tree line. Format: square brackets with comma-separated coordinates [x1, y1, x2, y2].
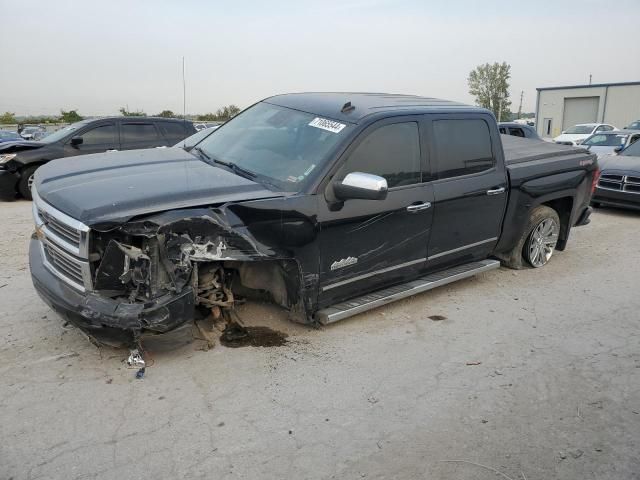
[0, 104, 242, 125]
[3, 70, 524, 126]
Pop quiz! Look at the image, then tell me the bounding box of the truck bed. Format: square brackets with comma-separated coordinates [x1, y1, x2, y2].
[501, 134, 590, 165]
[501, 135, 596, 186]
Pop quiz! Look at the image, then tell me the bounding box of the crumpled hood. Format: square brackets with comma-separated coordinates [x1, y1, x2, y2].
[598, 154, 640, 173]
[0, 140, 46, 152]
[34, 147, 281, 227]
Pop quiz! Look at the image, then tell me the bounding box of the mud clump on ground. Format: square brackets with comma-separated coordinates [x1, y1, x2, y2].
[220, 322, 288, 348]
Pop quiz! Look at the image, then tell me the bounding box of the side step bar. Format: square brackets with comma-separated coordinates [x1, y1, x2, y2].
[315, 259, 500, 325]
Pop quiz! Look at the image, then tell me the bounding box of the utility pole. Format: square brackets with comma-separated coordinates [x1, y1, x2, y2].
[517, 90, 524, 119]
[589, 74, 592, 85]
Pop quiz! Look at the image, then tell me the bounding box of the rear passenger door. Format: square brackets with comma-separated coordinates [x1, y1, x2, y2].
[426, 115, 508, 269]
[119, 121, 163, 150]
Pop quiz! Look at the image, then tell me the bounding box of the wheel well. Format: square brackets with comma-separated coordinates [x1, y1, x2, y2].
[541, 197, 573, 251]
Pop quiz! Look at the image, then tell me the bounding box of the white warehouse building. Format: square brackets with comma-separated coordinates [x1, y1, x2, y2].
[535, 81, 640, 139]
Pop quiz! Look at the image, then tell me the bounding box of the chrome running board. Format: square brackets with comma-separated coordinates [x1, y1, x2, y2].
[315, 259, 500, 325]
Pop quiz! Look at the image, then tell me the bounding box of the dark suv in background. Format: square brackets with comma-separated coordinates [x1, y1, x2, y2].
[0, 117, 195, 200]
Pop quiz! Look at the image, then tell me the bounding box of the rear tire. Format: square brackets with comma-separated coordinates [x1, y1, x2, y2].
[18, 165, 38, 200]
[500, 205, 560, 269]
[523, 208, 560, 268]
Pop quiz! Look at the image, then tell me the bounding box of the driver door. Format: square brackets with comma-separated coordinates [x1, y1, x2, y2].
[317, 117, 434, 308]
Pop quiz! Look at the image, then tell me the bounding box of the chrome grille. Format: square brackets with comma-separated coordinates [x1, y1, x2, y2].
[43, 241, 85, 287]
[600, 174, 624, 182]
[626, 175, 640, 184]
[38, 208, 81, 248]
[597, 172, 640, 195]
[32, 188, 92, 291]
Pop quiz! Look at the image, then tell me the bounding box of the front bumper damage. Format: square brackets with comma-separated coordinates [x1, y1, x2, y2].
[30, 237, 195, 343]
[29, 193, 307, 344]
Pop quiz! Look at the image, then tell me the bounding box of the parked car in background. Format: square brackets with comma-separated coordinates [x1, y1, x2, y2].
[593, 139, 640, 210]
[194, 122, 222, 131]
[175, 125, 220, 151]
[498, 122, 542, 140]
[581, 130, 640, 158]
[31, 130, 50, 141]
[0, 117, 196, 200]
[624, 120, 640, 130]
[553, 123, 616, 146]
[20, 126, 46, 140]
[0, 130, 22, 143]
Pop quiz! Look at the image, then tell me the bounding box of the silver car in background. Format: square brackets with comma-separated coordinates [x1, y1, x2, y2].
[582, 129, 640, 159]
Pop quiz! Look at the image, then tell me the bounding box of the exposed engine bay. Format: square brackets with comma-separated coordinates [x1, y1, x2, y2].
[77, 208, 304, 342]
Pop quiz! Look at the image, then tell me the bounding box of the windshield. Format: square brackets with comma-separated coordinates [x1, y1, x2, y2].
[621, 139, 640, 157]
[583, 134, 627, 147]
[565, 125, 594, 134]
[626, 121, 640, 130]
[39, 123, 84, 143]
[197, 102, 353, 191]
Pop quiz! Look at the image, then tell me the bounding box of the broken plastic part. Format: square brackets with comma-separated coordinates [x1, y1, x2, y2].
[126, 349, 146, 368]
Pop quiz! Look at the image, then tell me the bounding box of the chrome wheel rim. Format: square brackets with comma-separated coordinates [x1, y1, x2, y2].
[27, 173, 35, 191]
[528, 218, 559, 267]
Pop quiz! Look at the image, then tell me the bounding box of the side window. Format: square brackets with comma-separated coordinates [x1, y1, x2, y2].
[629, 135, 640, 146]
[78, 124, 116, 145]
[338, 122, 421, 188]
[158, 122, 186, 140]
[603, 125, 614, 131]
[499, 127, 507, 134]
[509, 127, 525, 138]
[433, 119, 494, 179]
[121, 123, 159, 143]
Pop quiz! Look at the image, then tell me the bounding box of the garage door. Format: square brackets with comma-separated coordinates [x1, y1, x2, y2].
[562, 97, 599, 130]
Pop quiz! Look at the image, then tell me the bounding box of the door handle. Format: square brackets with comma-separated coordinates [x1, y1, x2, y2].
[406, 202, 432, 213]
[486, 187, 505, 196]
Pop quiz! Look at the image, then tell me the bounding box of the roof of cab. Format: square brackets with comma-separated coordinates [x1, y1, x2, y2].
[264, 92, 480, 123]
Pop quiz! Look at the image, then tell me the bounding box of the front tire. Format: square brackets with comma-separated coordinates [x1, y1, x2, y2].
[18, 165, 38, 200]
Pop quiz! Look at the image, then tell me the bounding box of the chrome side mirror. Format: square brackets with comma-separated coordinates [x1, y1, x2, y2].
[333, 172, 388, 201]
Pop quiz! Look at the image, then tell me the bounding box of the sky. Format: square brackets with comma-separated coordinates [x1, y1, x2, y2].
[2, 0, 640, 116]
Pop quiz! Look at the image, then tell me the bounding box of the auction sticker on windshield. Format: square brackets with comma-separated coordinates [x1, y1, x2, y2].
[309, 117, 346, 133]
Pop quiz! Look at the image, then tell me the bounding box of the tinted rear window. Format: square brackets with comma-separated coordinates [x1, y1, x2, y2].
[433, 119, 494, 179]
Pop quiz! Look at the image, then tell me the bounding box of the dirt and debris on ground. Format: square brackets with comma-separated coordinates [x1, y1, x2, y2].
[1, 200, 639, 479]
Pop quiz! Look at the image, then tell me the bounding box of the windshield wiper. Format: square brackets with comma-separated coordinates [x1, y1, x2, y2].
[192, 146, 211, 162]
[193, 146, 263, 183]
[212, 158, 257, 179]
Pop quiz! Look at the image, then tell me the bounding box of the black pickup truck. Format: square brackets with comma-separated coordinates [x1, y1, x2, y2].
[28, 93, 598, 343]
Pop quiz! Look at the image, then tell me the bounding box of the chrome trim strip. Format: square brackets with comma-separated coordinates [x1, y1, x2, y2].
[427, 237, 498, 260]
[596, 185, 624, 192]
[322, 258, 425, 292]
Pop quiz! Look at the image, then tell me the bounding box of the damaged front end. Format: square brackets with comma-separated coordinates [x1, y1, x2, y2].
[30, 200, 306, 344]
